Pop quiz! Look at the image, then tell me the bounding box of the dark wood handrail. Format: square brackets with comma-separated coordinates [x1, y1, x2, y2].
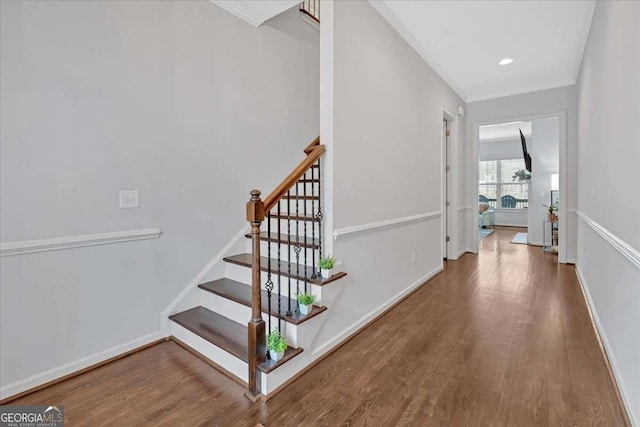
[264, 144, 324, 212]
[303, 135, 320, 154]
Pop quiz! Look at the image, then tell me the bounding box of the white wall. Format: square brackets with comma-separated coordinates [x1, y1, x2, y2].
[466, 85, 577, 259]
[575, 1, 640, 423]
[528, 117, 559, 245]
[314, 0, 464, 347]
[0, 0, 319, 397]
[478, 138, 522, 161]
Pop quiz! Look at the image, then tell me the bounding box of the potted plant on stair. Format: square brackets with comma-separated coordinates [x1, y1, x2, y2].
[296, 293, 315, 315]
[319, 256, 336, 279]
[268, 330, 287, 362]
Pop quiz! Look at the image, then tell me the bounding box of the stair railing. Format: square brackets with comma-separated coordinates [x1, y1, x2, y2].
[245, 136, 324, 399]
[300, 0, 320, 23]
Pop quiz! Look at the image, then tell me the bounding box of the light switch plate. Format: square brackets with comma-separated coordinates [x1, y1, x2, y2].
[119, 190, 139, 208]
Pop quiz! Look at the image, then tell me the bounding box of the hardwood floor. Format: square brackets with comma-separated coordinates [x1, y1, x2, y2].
[8, 227, 628, 425]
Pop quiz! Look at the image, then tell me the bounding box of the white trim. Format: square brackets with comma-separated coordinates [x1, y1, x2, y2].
[0, 331, 163, 400]
[496, 223, 529, 228]
[367, 0, 467, 102]
[466, 81, 576, 103]
[332, 211, 441, 241]
[0, 228, 162, 257]
[160, 225, 249, 334]
[210, 1, 262, 27]
[443, 106, 460, 260]
[576, 211, 640, 270]
[458, 248, 472, 258]
[312, 265, 442, 357]
[575, 267, 636, 426]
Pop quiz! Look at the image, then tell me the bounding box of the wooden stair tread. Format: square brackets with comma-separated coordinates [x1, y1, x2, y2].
[223, 254, 347, 286]
[169, 306, 302, 373]
[169, 307, 248, 362]
[199, 278, 327, 325]
[269, 213, 316, 222]
[282, 195, 319, 201]
[244, 232, 319, 249]
[260, 347, 304, 374]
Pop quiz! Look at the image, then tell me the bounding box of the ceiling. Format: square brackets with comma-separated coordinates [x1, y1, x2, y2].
[479, 121, 531, 142]
[212, 0, 596, 103]
[371, 0, 596, 102]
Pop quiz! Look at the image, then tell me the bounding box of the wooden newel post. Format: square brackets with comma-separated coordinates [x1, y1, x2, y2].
[245, 189, 266, 400]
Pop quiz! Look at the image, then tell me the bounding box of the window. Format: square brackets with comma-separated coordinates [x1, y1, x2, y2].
[478, 159, 528, 209]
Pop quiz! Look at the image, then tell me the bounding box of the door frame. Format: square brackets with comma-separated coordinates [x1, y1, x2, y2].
[471, 110, 568, 263]
[442, 106, 460, 260]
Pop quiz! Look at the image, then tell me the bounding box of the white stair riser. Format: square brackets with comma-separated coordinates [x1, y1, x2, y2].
[199, 290, 299, 347]
[245, 239, 320, 266]
[263, 219, 321, 238]
[267, 199, 320, 215]
[224, 262, 323, 301]
[170, 320, 248, 383]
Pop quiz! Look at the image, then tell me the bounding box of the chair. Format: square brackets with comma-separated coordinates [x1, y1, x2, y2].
[479, 195, 489, 203]
[501, 194, 517, 208]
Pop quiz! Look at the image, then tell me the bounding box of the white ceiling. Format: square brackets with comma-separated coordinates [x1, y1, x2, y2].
[373, 0, 596, 102]
[479, 121, 531, 142]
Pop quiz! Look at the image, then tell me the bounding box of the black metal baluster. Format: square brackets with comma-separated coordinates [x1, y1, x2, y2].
[277, 202, 282, 333]
[265, 212, 273, 358]
[303, 171, 309, 294]
[311, 163, 317, 279]
[316, 158, 323, 265]
[294, 181, 301, 312]
[286, 191, 292, 316]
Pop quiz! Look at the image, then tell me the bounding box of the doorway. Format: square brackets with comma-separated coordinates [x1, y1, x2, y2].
[443, 118, 450, 259]
[472, 112, 567, 263]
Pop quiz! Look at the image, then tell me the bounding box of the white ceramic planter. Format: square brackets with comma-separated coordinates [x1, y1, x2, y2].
[321, 268, 332, 279]
[271, 350, 285, 362]
[299, 304, 312, 315]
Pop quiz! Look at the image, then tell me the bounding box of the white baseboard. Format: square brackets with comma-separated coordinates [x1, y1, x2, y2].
[311, 266, 442, 357]
[458, 248, 472, 258]
[160, 225, 248, 334]
[575, 266, 636, 426]
[0, 331, 163, 400]
[495, 223, 528, 228]
[566, 258, 576, 264]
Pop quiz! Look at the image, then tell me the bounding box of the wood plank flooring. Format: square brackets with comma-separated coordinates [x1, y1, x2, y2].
[8, 227, 629, 425]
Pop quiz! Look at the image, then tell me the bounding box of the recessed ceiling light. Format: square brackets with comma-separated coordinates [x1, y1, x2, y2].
[499, 58, 513, 65]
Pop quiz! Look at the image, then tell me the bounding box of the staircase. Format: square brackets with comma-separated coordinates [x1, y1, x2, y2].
[167, 136, 346, 399]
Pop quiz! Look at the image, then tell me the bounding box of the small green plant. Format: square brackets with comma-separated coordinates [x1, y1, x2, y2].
[543, 203, 558, 214]
[268, 330, 287, 353]
[512, 169, 531, 182]
[319, 256, 336, 270]
[297, 293, 315, 306]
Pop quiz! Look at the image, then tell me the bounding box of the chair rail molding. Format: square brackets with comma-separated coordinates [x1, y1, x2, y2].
[0, 228, 162, 257]
[576, 210, 640, 270]
[333, 211, 441, 240]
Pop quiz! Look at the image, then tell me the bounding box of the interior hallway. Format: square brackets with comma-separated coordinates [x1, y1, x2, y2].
[8, 227, 628, 425]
